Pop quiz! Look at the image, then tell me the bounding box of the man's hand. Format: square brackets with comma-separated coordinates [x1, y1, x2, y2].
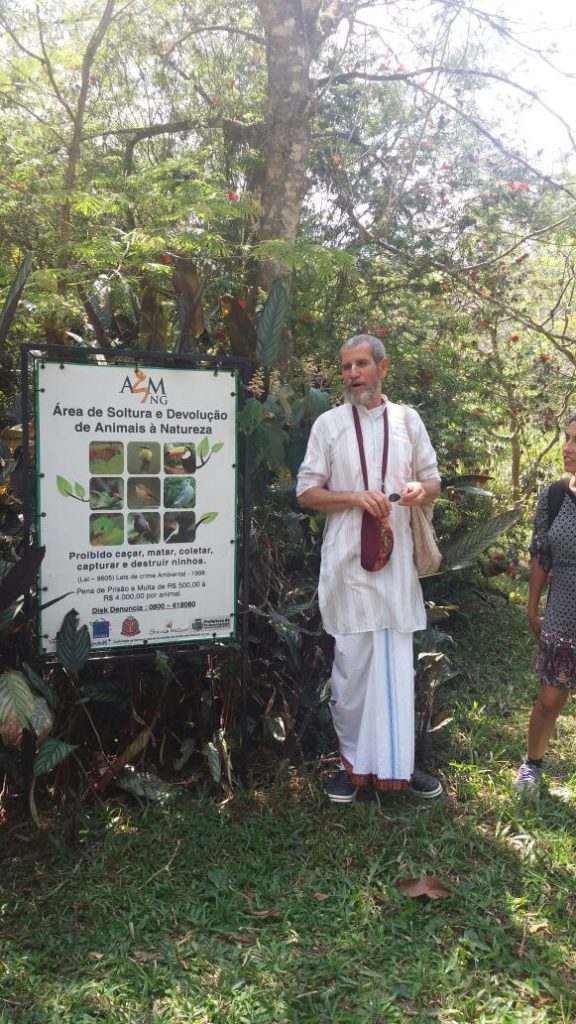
[355, 489, 393, 518]
[398, 482, 427, 506]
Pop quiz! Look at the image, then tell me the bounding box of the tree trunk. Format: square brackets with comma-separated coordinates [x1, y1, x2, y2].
[255, 0, 317, 293]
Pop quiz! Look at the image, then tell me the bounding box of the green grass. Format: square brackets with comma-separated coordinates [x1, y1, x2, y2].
[2, 586, 576, 1024]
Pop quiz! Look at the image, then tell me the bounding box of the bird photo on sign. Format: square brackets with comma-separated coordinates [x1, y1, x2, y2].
[163, 444, 197, 475]
[163, 476, 196, 509]
[89, 477, 124, 510]
[127, 441, 160, 474]
[128, 511, 160, 544]
[89, 513, 124, 546]
[164, 510, 218, 542]
[127, 477, 161, 509]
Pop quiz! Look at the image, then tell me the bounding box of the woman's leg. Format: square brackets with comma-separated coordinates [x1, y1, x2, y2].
[527, 683, 570, 760]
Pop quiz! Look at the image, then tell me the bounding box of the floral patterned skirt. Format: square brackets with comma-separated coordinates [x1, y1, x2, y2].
[537, 628, 576, 690]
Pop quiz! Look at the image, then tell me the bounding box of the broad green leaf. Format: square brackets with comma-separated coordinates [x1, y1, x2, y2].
[22, 661, 58, 710]
[80, 678, 129, 706]
[238, 398, 264, 434]
[197, 511, 218, 525]
[253, 422, 286, 470]
[197, 436, 210, 461]
[74, 482, 86, 499]
[306, 387, 331, 420]
[57, 476, 74, 497]
[115, 767, 174, 802]
[56, 609, 91, 673]
[0, 252, 33, 349]
[211, 442, 224, 454]
[256, 281, 290, 368]
[89, 274, 113, 331]
[0, 670, 34, 729]
[33, 738, 76, 777]
[442, 508, 523, 570]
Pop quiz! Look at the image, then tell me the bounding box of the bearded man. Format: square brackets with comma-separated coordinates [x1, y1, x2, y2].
[296, 334, 442, 802]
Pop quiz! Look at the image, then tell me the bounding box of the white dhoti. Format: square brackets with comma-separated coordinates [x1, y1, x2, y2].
[330, 629, 415, 791]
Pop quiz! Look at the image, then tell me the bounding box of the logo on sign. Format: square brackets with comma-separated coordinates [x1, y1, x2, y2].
[119, 369, 167, 405]
[121, 616, 141, 637]
[91, 619, 111, 640]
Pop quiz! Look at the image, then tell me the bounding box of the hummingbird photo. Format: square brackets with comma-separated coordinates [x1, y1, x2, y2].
[89, 477, 123, 510]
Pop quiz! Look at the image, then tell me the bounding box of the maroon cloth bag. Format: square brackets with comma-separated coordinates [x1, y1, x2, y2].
[352, 406, 394, 572]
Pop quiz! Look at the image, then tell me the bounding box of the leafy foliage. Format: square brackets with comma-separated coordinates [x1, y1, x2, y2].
[33, 738, 76, 777]
[256, 281, 290, 367]
[0, 670, 34, 731]
[442, 508, 524, 570]
[56, 609, 91, 673]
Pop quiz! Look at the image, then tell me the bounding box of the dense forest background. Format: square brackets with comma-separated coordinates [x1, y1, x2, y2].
[0, 0, 575, 809]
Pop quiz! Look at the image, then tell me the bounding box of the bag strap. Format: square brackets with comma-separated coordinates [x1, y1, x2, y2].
[547, 479, 569, 530]
[352, 405, 389, 491]
[401, 404, 415, 477]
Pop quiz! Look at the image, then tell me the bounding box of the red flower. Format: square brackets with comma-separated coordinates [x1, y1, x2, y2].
[510, 334, 520, 342]
[490, 552, 504, 562]
[301, 312, 313, 321]
[478, 320, 490, 329]
[160, 254, 172, 265]
[11, 182, 26, 191]
[508, 181, 530, 192]
[539, 353, 551, 362]
[237, 298, 247, 310]
[228, 192, 239, 201]
[375, 327, 388, 337]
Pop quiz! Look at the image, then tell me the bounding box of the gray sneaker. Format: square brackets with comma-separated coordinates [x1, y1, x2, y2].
[410, 769, 442, 799]
[514, 761, 542, 794]
[324, 770, 358, 804]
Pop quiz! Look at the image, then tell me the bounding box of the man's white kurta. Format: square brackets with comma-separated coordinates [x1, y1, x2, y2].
[296, 399, 440, 636]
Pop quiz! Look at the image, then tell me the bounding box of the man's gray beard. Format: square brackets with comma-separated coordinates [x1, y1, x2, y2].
[346, 384, 380, 407]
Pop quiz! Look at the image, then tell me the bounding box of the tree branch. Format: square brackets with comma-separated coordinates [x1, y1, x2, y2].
[340, 193, 576, 365]
[161, 23, 265, 61]
[314, 64, 576, 151]
[35, 3, 75, 121]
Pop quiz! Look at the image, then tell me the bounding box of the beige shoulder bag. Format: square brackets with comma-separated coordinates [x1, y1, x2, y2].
[402, 406, 442, 577]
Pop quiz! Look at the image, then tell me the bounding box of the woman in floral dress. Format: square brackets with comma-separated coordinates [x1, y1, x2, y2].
[515, 416, 576, 792]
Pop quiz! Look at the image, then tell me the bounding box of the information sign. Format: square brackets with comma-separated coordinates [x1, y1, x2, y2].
[35, 360, 238, 653]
